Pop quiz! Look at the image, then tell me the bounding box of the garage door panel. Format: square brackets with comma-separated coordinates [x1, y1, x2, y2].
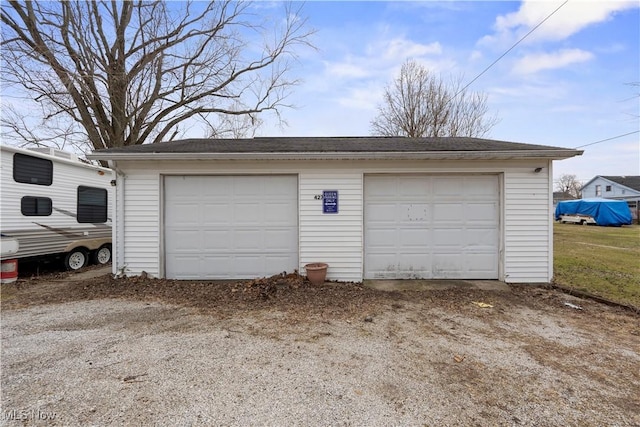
[202, 230, 232, 250]
[367, 253, 397, 270]
[432, 253, 463, 272]
[166, 255, 203, 280]
[432, 228, 463, 247]
[265, 254, 296, 267]
[168, 231, 202, 250]
[366, 203, 398, 222]
[234, 204, 262, 223]
[399, 203, 430, 223]
[365, 175, 498, 279]
[233, 178, 261, 196]
[202, 255, 233, 269]
[167, 203, 200, 224]
[165, 175, 298, 279]
[232, 230, 263, 250]
[264, 176, 297, 195]
[465, 253, 497, 271]
[465, 229, 498, 247]
[399, 229, 429, 246]
[366, 177, 398, 196]
[264, 229, 297, 250]
[202, 179, 232, 197]
[399, 178, 431, 197]
[264, 202, 297, 223]
[466, 203, 497, 221]
[433, 203, 464, 221]
[231, 255, 263, 275]
[400, 253, 431, 265]
[203, 204, 232, 225]
[433, 177, 464, 196]
[366, 229, 398, 247]
[465, 176, 497, 195]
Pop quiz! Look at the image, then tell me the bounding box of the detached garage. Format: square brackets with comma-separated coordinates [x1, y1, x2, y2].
[88, 137, 581, 284]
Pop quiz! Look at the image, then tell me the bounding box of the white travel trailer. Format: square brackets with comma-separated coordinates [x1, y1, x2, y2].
[0, 145, 113, 270]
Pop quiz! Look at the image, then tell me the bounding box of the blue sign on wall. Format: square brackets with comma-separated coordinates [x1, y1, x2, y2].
[322, 190, 338, 214]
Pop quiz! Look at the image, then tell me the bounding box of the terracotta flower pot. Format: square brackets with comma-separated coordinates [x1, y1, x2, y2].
[305, 263, 328, 285]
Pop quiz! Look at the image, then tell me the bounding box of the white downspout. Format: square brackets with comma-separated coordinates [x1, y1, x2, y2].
[548, 160, 554, 284]
[108, 160, 126, 277]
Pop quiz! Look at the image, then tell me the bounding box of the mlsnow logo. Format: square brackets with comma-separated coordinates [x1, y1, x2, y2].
[2, 408, 57, 421]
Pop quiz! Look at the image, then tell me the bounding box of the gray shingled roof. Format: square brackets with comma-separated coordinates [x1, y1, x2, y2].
[93, 136, 572, 154]
[601, 176, 640, 192]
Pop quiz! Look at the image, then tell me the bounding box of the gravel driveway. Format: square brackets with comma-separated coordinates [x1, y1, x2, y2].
[1, 272, 639, 426]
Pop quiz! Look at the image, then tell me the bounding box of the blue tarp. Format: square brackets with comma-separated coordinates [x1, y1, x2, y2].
[555, 199, 632, 226]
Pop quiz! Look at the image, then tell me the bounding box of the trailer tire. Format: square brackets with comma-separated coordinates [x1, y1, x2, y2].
[93, 244, 112, 265]
[65, 249, 88, 271]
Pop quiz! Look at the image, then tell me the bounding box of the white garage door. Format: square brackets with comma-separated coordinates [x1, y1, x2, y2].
[164, 175, 298, 279]
[364, 175, 499, 279]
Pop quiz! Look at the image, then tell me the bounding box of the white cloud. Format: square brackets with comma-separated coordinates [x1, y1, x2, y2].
[469, 50, 483, 62]
[489, 82, 568, 101]
[549, 104, 590, 113]
[374, 38, 442, 61]
[324, 60, 371, 79]
[323, 35, 448, 92]
[512, 48, 594, 74]
[337, 85, 384, 110]
[481, 0, 638, 47]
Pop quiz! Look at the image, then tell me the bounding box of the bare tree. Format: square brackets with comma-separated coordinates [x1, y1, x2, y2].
[205, 103, 265, 139]
[556, 174, 582, 198]
[370, 60, 498, 138]
[0, 1, 313, 152]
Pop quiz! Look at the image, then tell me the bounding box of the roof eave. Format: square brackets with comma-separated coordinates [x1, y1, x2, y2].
[87, 150, 583, 162]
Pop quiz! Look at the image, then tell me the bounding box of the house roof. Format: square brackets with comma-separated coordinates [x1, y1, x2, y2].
[599, 176, 640, 192]
[553, 191, 577, 200]
[87, 136, 583, 161]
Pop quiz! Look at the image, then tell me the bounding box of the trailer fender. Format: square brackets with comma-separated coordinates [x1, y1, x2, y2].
[63, 237, 111, 253]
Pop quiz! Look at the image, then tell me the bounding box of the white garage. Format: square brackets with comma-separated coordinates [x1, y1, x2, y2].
[164, 175, 298, 279]
[364, 175, 499, 279]
[89, 136, 582, 283]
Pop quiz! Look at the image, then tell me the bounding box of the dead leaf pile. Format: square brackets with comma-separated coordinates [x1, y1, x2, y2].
[231, 271, 309, 299]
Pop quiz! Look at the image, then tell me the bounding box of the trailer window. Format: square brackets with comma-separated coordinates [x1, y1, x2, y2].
[13, 153, 53, 186]
[77, 186, 107, 223]
[21, 196, 53, 216]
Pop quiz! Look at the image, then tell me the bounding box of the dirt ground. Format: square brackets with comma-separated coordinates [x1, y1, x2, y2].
[1, 269, 639, 426]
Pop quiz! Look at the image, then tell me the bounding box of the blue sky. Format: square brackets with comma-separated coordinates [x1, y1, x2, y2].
[255, 1, 640, 186]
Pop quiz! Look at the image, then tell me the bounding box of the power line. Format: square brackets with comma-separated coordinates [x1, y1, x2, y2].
[454, 0, 569, 98]
[573, 130, 640, 149]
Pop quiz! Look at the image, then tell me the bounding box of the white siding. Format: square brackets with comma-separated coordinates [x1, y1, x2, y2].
[120, 172, 160, 276]
[299, 173, 363, 282]
[114, 159, 556, 283]
[503, 163, 552, 283]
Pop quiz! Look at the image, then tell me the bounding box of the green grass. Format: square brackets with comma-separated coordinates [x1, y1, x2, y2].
[554, 222, 640, 308]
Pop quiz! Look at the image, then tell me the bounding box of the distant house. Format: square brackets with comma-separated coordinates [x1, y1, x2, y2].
[581, 175, 640, 221]
[553, 191, 577, 210]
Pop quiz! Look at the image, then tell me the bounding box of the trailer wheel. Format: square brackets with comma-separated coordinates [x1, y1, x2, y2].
[93, 244, 112, 265]
[65, 249, 88, 271]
